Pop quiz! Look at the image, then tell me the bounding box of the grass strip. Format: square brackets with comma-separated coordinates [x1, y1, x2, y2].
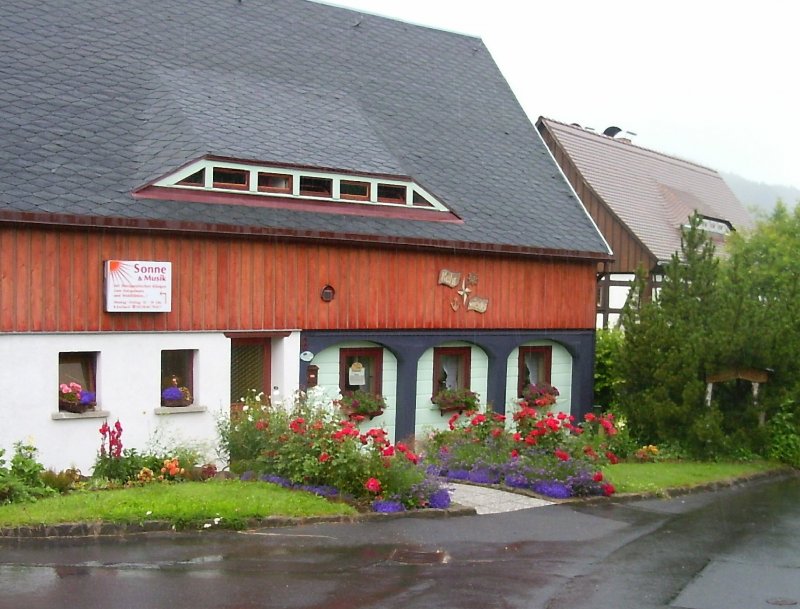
[602, 460, 782, 494]
[0, 480, 356, 529]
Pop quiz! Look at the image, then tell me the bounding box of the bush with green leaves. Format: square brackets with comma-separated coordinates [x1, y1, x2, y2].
[0, 443, 56, 504]
[220, 387, 449, 510]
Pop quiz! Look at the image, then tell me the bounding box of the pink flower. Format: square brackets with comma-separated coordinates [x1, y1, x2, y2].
[365, 477, 382, 494]
[60, 384, 72, 394]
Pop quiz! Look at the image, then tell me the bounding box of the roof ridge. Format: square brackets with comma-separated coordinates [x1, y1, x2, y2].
[540, 116, 721, 178]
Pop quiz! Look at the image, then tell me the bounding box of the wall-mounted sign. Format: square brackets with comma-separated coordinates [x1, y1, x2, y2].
[104, 260, 172, 312]
[349, 361, 366, 385]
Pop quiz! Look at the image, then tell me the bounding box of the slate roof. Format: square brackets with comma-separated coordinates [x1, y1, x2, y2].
[539, 118, 752, 262]
[0, 0, 610, 259]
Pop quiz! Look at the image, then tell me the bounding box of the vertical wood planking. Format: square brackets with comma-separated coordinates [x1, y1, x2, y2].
[1, 226, 598, 333]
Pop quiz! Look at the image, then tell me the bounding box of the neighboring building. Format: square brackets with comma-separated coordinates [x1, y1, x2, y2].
[536, 118, 753, 328]
[0, 1, 611, 472]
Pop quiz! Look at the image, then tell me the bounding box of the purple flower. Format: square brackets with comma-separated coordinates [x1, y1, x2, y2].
[79, 390, 96, 405]
[428, 489, 451, 509]
[372, 500, 406, 513]
[446, 469, 470, 480]
[162, 387, 183, 400]
[532, 480, 571, 499]
[468, 468, 500, 484]
[259, 474, 291, 487]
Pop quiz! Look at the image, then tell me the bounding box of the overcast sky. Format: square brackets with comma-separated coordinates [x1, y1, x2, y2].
[320, 0, 799, 189]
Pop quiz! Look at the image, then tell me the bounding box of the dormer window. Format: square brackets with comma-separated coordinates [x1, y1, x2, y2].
[140, 156, 458, 221]
[377, 184, 406, 204]
[340, 180, 370, 201]
[300, 176, 333, 198]
[178, 169, 205, 187]
[258, 172, 292, 193]
[213, 168, 248, 190]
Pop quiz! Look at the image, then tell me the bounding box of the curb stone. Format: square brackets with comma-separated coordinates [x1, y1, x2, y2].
[0, 505, 478, 540]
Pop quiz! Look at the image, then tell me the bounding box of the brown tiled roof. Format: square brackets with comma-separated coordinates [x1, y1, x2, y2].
[540, 118, 753, 262]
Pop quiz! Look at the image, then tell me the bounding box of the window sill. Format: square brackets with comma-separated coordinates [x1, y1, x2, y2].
[52, 409, 111, 421]
[154, 404, 207, 415]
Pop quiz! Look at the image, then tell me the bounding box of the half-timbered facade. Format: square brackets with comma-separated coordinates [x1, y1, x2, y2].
[537, 118, 752, 328]
[0, 1, 611, 471]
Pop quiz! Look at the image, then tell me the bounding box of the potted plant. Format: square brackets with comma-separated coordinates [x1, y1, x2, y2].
[161, 376, 193, 407]
[58, 382, 96, 413]
[432, 387, 479, 414]
[335, 389, 386, 420]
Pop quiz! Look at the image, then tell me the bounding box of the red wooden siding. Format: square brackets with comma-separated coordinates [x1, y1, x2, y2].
[539, 128, 657, 274]
[0, 226, 597, 332]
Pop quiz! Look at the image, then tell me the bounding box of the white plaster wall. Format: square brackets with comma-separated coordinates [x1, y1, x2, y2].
[414, 342, 489, 439]
[504, 341, 574, 417]
[271, 331, 301, 405]
[0, 333, 230, 473]
[310, 342, 398, 442]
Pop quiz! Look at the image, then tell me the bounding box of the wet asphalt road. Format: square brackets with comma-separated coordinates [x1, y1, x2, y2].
[1, 474, 798, 609]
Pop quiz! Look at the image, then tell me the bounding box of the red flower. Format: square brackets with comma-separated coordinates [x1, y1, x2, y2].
[602, 483, 616, 496]
[289, 417, 306, 434]
[583, 446, 598, 459]
[254, 420, 267, 431]
[592, 471, 604, 482]
[396, 442, 408, 453]
[490, 428, 503, 438]
[318, 452, 330, 463]
[510, 449, 519, 458]
[513, 432, 522, 443]
[365, 477, 382, 494]
[605, 451, 620, 465]
[470, 414, 487, 426]
[404, 451, 419, 464]
[382, 446, 395, 457]
[554, 449, 570, 461]
[447, 413, 460, 430]
[584, 413, 597, 422]
[556, 412, 567, 420]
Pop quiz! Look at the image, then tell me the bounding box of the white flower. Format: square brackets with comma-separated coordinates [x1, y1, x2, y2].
[213, 517, 222, 525]
[146, 510, 152, 516]
[203, 523, 212, 529]
[255, 394, 261, 402]
[242, 405, 249, 412]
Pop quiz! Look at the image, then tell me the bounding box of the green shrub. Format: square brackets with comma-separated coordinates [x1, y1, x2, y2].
[767, 401, 800, 467]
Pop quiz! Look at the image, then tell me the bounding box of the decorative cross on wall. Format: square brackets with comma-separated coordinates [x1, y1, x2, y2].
[438, 269, 489, 313]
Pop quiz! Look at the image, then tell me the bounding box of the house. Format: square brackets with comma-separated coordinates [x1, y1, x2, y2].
[536, 118, 753, 328]
[0, 0, 611, 472]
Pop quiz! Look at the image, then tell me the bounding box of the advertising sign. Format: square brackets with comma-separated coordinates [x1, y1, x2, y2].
[104, 260, 172, 312]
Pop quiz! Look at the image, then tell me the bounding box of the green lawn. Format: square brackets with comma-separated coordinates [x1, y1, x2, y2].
[602, 460, 783, 494]
[0, 480, 356, 530]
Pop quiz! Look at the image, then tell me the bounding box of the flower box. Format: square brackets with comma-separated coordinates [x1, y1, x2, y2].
[161, 397, 193, 407]
[58, 399, 95, 414]
[344, 408, 384, 421]
[431, 388, 480, 415]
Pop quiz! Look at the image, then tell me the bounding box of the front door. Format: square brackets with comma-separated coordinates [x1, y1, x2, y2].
[230, 339, 271, 404]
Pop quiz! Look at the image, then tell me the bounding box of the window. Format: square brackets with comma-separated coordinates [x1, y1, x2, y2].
[178, 169, 205, 187]
[433, 347, 471, 394]
[258, 172, 292, 193]
[339, 180, 370, 201]
[339, 348, 383, 394]
[412, 190, 434, 207]
[58, 352, 98, 411]
[377, 183, 406, 204]
[213, 167, 249, 190]
[517, 346, 552, 397]
[299, 176, 333, 198]
[161, 349, 195, 406]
